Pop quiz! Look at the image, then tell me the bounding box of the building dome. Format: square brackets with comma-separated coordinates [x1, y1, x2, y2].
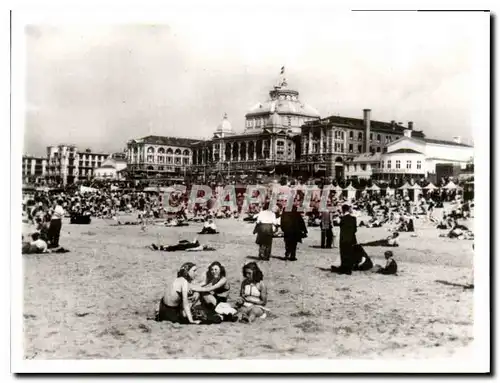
[246, 97, 320, 118]
[216, 113, 233, 133]
[244, 68, 320, 135]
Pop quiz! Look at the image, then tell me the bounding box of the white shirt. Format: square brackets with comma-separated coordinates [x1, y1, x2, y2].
[30, 239, 48, 252]
[52, 205, 65, 220]
[256, 210, 278, 225]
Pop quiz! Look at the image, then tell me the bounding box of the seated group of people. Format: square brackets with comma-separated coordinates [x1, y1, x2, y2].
[395, 217, 415, 232]
[22, 232, 69, 254]
[155, 261, 268, 324]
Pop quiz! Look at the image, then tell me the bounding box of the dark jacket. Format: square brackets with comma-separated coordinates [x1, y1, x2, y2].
[339, 214, 357, 245]
[280, 211, 308, 242]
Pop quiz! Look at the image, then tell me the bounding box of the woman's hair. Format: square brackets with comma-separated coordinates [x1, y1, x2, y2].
[206, 261, 226, 283]
[242, 262, 263, 283]
[177, 262, 196, 281]
[384, 250, 394, 258]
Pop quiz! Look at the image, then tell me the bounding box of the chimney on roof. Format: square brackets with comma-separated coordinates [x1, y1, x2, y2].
[408, 121, 414, 130]
[363, 109, 371, 154]
[403, 126, 412, 138]
[391, 120, 396, 130]
[453, 136, 462, 144]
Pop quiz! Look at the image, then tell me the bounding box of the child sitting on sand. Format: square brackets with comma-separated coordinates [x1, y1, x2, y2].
[373, 250, 398, 275]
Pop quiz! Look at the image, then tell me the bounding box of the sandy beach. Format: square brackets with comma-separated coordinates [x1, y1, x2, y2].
[23, 211, 474, 359]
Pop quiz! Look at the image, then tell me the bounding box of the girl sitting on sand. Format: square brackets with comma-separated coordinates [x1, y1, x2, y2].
[156, 262, 201, 324]
[235, 262, 269, 323]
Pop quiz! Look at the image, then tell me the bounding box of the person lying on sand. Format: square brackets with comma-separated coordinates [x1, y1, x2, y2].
[165, 218, 189, 227]
[372, 251, 398, 275]
[359, 232, 400, 247]
[235, 262, 269, 323]
[149, 238, 216, 252]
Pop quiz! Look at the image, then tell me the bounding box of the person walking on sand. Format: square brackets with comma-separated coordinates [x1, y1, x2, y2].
[280, 204, 308, 261]
[253, 202, 278, 260]
[47, 198, 65, 248]
[320, 209, 333, 248]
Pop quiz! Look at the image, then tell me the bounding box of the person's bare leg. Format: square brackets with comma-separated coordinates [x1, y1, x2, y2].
[202, 294, 217, 308]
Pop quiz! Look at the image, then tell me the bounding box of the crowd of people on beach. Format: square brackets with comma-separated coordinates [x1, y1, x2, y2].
[22, 177, 474, 324]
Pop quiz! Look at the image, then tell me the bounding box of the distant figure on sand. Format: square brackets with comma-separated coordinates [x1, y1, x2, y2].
[199, 219, 218, 234]
[320, 210, 333, 248]
[360, 232, 400, 247]
[331, 204, 357, 275]
[280, 205, 308, 261]
[253, 203, 278, 260]
[235, 262, 269, 323]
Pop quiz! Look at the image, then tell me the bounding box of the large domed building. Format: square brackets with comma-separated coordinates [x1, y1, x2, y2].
[190, 69, 321, 178]
[244, 74, 320, 136]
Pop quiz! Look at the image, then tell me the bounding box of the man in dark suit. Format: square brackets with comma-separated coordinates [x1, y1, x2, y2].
[331, 204, 357, 275]
[280, 205, 308, 261]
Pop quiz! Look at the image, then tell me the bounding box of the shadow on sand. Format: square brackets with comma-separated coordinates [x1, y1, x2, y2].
[435, 280, 474, 289]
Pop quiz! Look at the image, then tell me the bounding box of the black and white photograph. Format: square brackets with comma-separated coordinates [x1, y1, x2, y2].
[10, 2, 491, 374]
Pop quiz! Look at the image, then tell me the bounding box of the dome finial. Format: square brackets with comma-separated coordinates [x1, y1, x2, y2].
[223, 112, 228, 119]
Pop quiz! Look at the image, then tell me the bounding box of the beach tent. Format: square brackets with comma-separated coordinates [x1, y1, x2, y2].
[369, 184, 381, 193]
[443, 181, 458, 190]
[343, 184, 357, 201]
[399, 182, 412, 190]
[423, 182, 438, 190]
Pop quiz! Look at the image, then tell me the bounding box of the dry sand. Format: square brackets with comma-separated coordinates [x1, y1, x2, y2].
[23, 210, 474, 359]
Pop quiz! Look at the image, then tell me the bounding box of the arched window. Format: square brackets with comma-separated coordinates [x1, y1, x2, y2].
[183, 149, 190, 156]
[166, 148, 173, 154]
[175, 149, 182, 155]
[147, 147, 154, 154]
[158, 147, 165, 154]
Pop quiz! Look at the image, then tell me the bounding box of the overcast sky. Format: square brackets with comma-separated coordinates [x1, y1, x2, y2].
[22, 10, 488, 156]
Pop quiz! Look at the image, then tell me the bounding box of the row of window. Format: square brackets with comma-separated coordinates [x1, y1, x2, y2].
[382, 160, 422, 170]
[140, 155, 190, 165]
[246, 116, 305, 129]
[79, 162, 102, 167]
[132, 147, 190, 156]
[346, 131, 395, 143]
[349, 160, 423, 172]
